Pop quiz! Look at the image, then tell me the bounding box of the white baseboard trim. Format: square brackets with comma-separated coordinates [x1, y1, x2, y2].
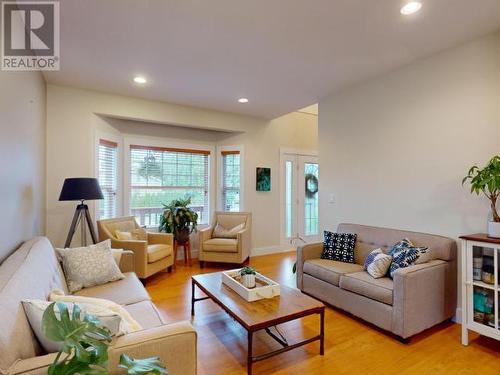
[250, 244, 295, 257]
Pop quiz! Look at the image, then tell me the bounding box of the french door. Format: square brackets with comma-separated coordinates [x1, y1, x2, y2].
[282, 153, 320, 245]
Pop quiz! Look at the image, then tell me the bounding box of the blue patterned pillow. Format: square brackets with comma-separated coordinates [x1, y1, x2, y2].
[388, 238, 428, 278]
[321, 231, 357, 263]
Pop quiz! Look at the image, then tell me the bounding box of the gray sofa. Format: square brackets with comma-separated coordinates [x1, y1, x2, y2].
[0, 237, 197, 375]
[296, 223, 457, 339]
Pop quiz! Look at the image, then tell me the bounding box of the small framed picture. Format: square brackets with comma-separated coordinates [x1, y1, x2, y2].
[256, 167, 271, 191]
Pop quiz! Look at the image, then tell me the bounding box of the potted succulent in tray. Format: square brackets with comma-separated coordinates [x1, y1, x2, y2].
[239, 266, 257, 289]
[463, 155, 500, 238]
[159, 198, 198, 243]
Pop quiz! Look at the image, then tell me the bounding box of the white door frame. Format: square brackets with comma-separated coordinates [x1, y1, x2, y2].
[279, 148, 319, 246]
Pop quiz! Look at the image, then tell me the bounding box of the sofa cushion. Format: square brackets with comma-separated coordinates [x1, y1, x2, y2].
[303, 259, 363, 286]
[147, 244, 173, 263]
[0, 237, 68, 373]
[203, 238, 238, 253]
[123, 300, 166, 330]
[74, 272, 150, 306]
[339, 271, 394, 305]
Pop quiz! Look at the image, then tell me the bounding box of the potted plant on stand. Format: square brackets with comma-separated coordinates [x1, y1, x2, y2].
[463, 155, 500, 238]
[159, 198, 199, 243]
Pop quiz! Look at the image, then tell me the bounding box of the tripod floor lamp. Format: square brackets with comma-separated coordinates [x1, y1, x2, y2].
[59, 178, 104, 248]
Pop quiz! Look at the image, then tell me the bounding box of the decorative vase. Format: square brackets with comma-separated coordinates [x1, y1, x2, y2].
[487, 221, 500, 238]
[174, 227, 191, 243]
[241, 274, 256, 289]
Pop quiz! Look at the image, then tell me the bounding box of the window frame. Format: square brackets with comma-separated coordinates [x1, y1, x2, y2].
[124, 136, 216, 228]
[94, 132, 123, 222]
[217, 145, 244, 212]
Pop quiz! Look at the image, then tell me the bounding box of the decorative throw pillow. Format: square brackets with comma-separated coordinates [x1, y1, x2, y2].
[212, 222, 245, 239]
[57, 240, 125, 293]
[115, 228, 147, 241]
[388, 238, 429, 278]
[364, 248, 392, 278]
[49, 290, 142, 335]
[22, 300, 122, 353]
[321, 231, 357, 263]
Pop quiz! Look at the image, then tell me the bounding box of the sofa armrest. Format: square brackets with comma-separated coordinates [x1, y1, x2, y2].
[392, 260, 456, 338]
[116, 250, 135, 273]
[237, 228, 251, 261]
[8, 353, 58, 374]
[148, 232, 173, 246]
[296, 242, 323, 289]
[111, 240, 148, 278]
[108, 321, 197, 375]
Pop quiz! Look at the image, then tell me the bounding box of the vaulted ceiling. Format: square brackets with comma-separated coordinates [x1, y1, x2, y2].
[44, 0, 500, 118]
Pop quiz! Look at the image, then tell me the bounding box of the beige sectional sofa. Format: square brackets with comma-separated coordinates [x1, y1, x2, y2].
[0, 237, 197, 375]
[296, 223, 457, 339]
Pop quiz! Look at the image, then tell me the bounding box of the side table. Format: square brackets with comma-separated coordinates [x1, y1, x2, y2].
[174, 239, 192, 267]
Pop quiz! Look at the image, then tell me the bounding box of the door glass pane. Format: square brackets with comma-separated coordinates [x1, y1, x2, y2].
[304, 163, 319, 236]
[285, 160, 293, 238]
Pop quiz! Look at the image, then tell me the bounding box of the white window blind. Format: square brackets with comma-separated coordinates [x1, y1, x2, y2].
[130, 145, 210, 227]
[222, 150, 240, 212]
[97, 139, 118, 220]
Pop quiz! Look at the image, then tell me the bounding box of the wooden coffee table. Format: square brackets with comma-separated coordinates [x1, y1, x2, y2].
[191, 272, 325, 374]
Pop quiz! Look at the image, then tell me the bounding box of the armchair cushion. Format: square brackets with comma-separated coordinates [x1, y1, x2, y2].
[147, 244, 173, 263]
[74, 272, 150, 306]
[339, 271, 394, 305]
[202, 238, 238, 253]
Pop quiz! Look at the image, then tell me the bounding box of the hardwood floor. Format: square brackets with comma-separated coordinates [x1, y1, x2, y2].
[147, 252, 500, 374]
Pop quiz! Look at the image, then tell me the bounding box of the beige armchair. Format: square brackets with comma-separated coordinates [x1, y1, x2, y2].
[198, 212, 252, 267]
[97, 216, 174, 279]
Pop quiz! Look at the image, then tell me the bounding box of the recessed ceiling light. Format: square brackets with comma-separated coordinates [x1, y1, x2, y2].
[133, 76, 147, 84]
[401, 1, 422, 15]
[238, 98, 249, 103]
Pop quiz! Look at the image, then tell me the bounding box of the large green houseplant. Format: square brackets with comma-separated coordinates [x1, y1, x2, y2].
[159, 198, 198, 243]
[42, 302, 167, 375]
[463, 155, 500, 238]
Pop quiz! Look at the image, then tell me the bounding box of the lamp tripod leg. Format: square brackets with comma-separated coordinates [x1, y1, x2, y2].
[65, 205, 84, 248]
[83, 205, 98, 244]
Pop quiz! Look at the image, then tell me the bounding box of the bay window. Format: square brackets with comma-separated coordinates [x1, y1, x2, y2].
[129, 145, 210, 227]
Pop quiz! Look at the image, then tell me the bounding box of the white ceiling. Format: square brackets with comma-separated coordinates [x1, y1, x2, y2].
[44, 0, 500, 119]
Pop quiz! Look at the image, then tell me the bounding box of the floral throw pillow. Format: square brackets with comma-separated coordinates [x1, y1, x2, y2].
[388, 238, 428, 278]
[321, 231, 357, 263]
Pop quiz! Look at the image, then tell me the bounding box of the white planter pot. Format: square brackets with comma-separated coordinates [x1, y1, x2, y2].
[487, 221, 500, 238]
[241, 274, 256, 288]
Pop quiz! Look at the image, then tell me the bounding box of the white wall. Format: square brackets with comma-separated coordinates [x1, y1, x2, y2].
[319, 32, 500, 316]
[318, 32, 500, 239]
[0, 71, 46, 263]
[46, 85, 317, 250]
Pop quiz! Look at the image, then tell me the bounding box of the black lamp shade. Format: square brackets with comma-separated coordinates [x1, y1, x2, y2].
[59, 178, 104, 201]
